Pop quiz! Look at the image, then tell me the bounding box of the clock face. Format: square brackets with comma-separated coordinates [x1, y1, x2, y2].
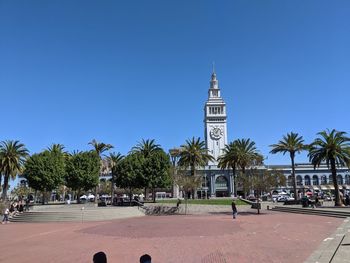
[210, 127, 223, 140]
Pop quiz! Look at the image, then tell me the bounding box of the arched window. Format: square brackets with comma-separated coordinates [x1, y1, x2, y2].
[202, 175, 210, 188]
[312, 175, 319, 185]
[345, 174, 350, 185]
[215, 176, 228, 189]
[304, 175, 311, 186]
[337, 175, 343, 185]
[287, 176, 293, 186]
[321, 175, 327, 185]
[328, 175, 333, 184]
[296, 175, 303, 186]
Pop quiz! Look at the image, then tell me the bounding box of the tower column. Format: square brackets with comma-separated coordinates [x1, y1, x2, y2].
[204, 70, 228, 165]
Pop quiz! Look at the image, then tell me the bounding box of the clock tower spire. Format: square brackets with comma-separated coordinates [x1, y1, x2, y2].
[204, 70, 228, 165]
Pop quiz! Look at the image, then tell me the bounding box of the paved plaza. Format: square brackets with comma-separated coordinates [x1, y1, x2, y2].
[0, 208, 344, 263]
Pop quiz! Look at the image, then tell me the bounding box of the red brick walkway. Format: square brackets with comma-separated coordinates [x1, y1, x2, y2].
[0, 212, 342, 263]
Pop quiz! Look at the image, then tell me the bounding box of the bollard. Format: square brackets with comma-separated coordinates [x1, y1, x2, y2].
[267, 205, 269, 210]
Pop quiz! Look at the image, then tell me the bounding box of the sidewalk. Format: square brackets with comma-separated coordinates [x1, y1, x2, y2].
[305, 218, 350, 263]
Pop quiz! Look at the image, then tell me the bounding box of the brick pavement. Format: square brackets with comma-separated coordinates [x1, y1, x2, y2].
[0, 211, 342, 263]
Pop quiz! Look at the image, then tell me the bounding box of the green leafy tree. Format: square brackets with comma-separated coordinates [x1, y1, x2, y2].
[270, 132, 305, 200]
[98, 179, 112, 195]
[218, 141, 239, 197]
[308, 129, 350, 206]
[88, 139, 113, 203]
[11, 185, 32, 200]
[0, 140, 29, 200]
[143, 150, 172, 202]
[247, 169, 286, 196]
[24, 150, 65, 204]
[65, 151, 100, 203]
[131, 139, 162, 200]
[178, 137, 214, 199]
[114, 153, 144, 203]
[47, 143, 68, 200]
[173, 169, 202, 214]
[106, 152, 124, 200]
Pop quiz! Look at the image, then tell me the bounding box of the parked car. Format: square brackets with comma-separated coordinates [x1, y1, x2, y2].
[112, 197, 144, 206]
[98, 195, 112, 206]
[277, 195, 294, 202]
[247, 195, 257, 202]
[79, 195, 87, 203]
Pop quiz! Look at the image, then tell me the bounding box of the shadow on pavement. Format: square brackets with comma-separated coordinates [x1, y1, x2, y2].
[208, 211, 269, 216]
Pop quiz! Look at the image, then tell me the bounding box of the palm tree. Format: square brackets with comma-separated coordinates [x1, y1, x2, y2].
[106, 152, 124, 201]
[308, 129, 350, 206]
[131, 139, 161, 157]
[270, 132, 305, 201]
[235, 139, 262, 197]
[88, 139, 114, 204]
[0, 140, 29, 200]
[218, 141, 239, 197]
[47, 143, 66, 154]
[178, 137, 214, 199]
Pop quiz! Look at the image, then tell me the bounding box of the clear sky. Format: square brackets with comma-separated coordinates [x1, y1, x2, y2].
[1, 0, 350, 166]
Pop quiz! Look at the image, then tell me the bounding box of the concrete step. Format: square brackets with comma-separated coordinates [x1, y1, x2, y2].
[9, 207, 144, 222]
[271, 206, 350, 218]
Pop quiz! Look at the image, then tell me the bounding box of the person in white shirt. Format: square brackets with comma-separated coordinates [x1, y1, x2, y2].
[2, 207, 9, 224]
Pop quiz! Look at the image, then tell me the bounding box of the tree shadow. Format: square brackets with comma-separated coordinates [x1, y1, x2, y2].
[208, 211, 269, 216]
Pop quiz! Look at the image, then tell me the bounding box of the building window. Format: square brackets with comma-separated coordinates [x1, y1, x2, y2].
[337, 175, 343, 185]
[287, 176, 293, 186]
[328, 175, 333, 184]
[321, 175, 327, 185]
[304, 175, 311, 185]
[345, 174, 350, 185]
[296, 175, 303, 186]
[215, 176, 228, 189]
[312, 175, 319, 185]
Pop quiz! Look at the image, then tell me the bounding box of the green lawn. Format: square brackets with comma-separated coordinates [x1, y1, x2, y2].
[156, 198, 246, 206]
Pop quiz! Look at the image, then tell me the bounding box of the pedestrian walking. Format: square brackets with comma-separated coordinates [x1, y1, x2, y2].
[2, 207, 10, 224]
[231, 200, 237, 219]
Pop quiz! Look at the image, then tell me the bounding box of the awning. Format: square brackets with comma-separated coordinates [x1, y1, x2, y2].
[313, 186, 320, 190]
[321, 185, 328, 190]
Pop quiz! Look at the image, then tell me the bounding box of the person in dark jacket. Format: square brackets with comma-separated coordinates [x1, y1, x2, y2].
[231, 200, 237, 219]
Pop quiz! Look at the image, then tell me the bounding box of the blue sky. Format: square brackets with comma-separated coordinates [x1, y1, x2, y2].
[1, 0, 350, 167]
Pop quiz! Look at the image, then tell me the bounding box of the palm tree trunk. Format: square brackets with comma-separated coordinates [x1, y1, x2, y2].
[330, 158, 342, 206]
[232, 165, 237, 197]
[192, 165, 196, 199]
[1, 173, 9, 200]
[152, 188, 156, 203]
[111, 174, 115, 202]
[290, 154, 298, 201]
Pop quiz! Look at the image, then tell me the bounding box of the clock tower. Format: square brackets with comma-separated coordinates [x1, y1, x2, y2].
[204, 70, 228, 165]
